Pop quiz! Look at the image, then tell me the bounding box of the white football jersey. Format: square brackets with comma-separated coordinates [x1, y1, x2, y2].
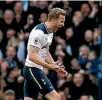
[25, 23, 53, 70]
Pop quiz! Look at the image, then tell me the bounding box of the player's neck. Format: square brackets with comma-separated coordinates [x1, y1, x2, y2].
[44, 21, 54, 33]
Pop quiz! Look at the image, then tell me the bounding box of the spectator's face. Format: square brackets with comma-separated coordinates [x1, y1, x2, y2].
[38, 1, 48, 7]
[1, 61, 9, 72]
[58, 91, 67, 100]
[6, 47, 16, 59]
[65, 28, 73, 39]
[55, 37, 66, 48]
[27, 14, 34, 25]
[71, 58, 79, 68]
[4, 94, 15, 100]
[56, 45, 62, 52]
[6, 29, 15, 38]
[4, 10, 14, 24]
[85, 30, 93, 42]
[40, 13, 48, 23]
[73, 73, 84, 86]
[80, 95, 89, 100]
[15, 14, 21, 22]
[79, 46, 89, 59]
[81, 3, 91, 17]
[14, 2, 23, 14]
[55, 45, 65, 57]
[73, 11, 83, 25]
[88, 52, 96, 60]
[63, 1, 69, 8]
[53, 14, 65, 32]
[9, 67, 19, 78]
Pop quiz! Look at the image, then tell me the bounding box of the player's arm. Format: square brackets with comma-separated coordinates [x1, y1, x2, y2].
[29, 46, 68, 77]
[45, 51, 68, 77]
[28, 30, 59, 70]
[28, 30, 67, 77]
[45, 51, 55, 64]
[29, 46, 58, 70]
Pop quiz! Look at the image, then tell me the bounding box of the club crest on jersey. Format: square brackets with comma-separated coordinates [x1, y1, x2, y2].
[33, 37, 39, 44]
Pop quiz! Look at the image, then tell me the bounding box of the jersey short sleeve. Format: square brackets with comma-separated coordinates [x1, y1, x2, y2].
[30, 30, 44, 49]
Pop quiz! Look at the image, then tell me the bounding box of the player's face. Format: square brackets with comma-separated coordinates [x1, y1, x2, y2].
[53, 14, 65, 32]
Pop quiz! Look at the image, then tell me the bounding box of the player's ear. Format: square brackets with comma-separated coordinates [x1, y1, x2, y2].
[52, 20, 56, 25]
[52, 18, 56, 22]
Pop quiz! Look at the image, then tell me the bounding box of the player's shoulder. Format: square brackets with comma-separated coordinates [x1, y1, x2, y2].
[32, 23, 48, 34]
[30, 24, 45, 36]
[31, 28, 44, 36]
[34, 23, 46, 31]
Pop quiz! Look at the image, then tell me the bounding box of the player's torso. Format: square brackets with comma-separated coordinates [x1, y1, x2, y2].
[25, 23, 53, 70]
[38, 33, 53, 58]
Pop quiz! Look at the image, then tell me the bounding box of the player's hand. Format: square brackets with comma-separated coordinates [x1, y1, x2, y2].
[48, 60, 60, 70]
[48, 62, 68, 78]
[53, 60, 59, 65]
[48, 63, 59, 70]
[56, 66, 68, 78]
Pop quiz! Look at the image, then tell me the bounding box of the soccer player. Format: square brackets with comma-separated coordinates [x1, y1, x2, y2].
[23, 8, 68, 100]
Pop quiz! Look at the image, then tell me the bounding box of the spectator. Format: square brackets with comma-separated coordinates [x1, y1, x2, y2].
[4, 67, 19, 88]
[4, 89, 15, 100]
[55, 44, 65, 66]
[6, 29, 17, 48]
[92, 28, 101, 57]
[78, 45, 89, 69]
[1, 9, 15, 34]
[60, 73, 98, 100]
[23, 14, 35, 33]
[79, 94, 90, 100]
[14, 14, 24, 33]
[1, 9, 15, 54]
[13, 1, 27, 26]
[70, 10, 85, 57]
[86, 50, 99, 78]
[1, 60, 9, 76]
[13, 2, 24, 15]
[39, 12, 48, 23]
[17, 32, 25, 62]
[58, 90, 68, 100]
[84, 30, 93, 46]
[70, 58, 81, 74]
[5, 46, 17, 68]
[80, 3, 92, 18]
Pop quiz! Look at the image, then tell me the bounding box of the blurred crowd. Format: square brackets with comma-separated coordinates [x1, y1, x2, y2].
[0, 1, 102, 100]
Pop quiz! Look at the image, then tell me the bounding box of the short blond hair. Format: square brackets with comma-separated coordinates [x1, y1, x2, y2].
[48, 8, 66, 21]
